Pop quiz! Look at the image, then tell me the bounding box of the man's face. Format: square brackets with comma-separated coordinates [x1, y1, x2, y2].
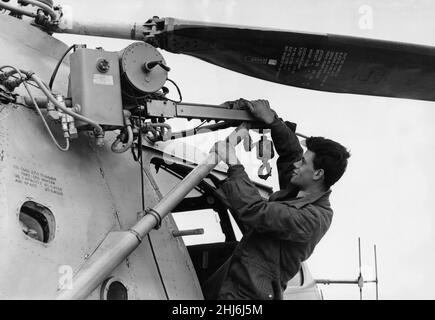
[290, 150, 320, 189]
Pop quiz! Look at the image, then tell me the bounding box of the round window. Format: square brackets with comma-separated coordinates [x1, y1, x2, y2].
[101, 277, 128, 300]
[19, 201, 55, 243]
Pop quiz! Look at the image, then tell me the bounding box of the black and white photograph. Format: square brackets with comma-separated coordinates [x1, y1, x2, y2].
[0, 0, 434, 302]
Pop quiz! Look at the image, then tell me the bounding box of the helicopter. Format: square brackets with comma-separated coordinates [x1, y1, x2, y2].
[1, 0, 426, 300]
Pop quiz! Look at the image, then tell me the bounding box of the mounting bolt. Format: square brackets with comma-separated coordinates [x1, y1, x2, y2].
[95, 130, 105, 147]
[96, 59, 110, 73]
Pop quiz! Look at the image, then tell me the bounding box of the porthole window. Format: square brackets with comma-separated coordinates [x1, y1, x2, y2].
[101, 277, 128, 300]
[19, 201, 55, 243]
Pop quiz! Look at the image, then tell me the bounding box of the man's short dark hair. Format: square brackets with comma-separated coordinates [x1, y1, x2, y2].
[305, 137, 351, 189]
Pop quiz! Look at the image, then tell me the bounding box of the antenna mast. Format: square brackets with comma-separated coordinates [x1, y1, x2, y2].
[363, 244, 379, 300]
[358, 237, 363, 300]
[315, 238, 379, 300]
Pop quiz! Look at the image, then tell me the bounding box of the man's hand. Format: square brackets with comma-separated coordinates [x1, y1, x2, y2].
[220, 98, 246, 110]
[244, 99, 276, 125]
[210, 141, 240, 166]
[221, 98, 277, 125]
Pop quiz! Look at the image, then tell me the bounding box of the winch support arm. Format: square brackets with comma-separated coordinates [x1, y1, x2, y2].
[145, 100, 258, 122]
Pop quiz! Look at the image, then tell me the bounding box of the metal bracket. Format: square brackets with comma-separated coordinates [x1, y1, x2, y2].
[145, 100, 258, 122]
[139, 16, 166, 45]
[144, 207, 162, 230]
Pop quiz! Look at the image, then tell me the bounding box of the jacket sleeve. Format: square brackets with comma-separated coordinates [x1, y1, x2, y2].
[269, 117, 303, 190]
[221, 165, 329, 242]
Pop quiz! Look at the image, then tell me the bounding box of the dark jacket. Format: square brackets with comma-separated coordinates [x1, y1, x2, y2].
[216, 117, 333, 300]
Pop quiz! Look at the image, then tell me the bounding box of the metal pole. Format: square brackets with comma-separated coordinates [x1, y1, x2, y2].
[374, 244, 379, 300]
[315, 279, 359, 285]
[172, 228, 204, 237]
[56, 123, 250, 300]
[54, 20, 137, 40]
[358, 237, 362, 300]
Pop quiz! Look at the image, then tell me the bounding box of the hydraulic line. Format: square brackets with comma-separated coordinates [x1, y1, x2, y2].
[0, 69, 19, 80]
[170, 120, 309, 140]
[0, 66, 20, 74]
[1, 66, 69, 151]
[111, 126, 133, 153]
[0, 2, 37, 17]
[19, 0, 57, 21]
[170, 121, 235, 140]
[30, 74, 104, 136]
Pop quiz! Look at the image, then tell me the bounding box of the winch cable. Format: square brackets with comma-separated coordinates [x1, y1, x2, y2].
[137, 107, 170, 300]
[31, 73, 104, 136]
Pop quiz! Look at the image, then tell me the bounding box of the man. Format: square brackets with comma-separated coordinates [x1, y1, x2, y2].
[204, 99, 350, 300]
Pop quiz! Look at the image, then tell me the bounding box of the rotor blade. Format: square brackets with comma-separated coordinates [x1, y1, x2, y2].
[158, 18, 435, 102]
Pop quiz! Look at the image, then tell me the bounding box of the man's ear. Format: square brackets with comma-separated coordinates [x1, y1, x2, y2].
[313, 168, 324, 181]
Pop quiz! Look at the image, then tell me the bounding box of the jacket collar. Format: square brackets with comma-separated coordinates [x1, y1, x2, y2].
[289, 189, 331, 209]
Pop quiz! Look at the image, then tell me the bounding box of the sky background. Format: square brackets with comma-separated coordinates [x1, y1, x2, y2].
[52, 0, 435, 299]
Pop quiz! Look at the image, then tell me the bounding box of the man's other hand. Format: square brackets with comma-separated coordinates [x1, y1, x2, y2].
[244, 99, 276, 125]
[210, 141, 240, 166]
[220, 98, 246, 110]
